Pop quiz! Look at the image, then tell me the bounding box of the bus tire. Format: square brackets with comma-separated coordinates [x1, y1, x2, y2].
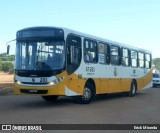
[128, 80, 137, 97]
[42, 95, 59, 102]
[77, 82, 95, 104]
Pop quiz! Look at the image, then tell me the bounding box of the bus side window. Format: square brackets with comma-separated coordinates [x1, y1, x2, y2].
[138, 52, 144, 68]
[122, 48, 129, 66]
[84, 39, 98, 63]
[145, 53, 151, 69]
[98, 42, 110, 64]
[131, 50, 138, 67]
[110, 45, 120, 65]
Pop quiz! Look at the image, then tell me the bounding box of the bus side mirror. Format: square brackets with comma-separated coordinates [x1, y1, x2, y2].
[7, 45, 10, 55]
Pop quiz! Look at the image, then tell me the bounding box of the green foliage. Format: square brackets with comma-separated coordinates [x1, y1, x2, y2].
[0, 60, 2, 70]
[0, 53, 14, 72]
[1, 62, 14, 72]
[0, 53, 15, 61]
[0, 53, 7, 57]
[153, 58, 160, 71]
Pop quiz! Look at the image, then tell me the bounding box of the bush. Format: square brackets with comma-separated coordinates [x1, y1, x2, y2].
[1, 62, 14, 72]
[0, 60, 2, 71]
[153, 58, 160, 71]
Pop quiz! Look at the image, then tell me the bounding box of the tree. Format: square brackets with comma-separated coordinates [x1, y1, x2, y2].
[0, 60, 2, 71]
[153, 58, 160, 71]
[0, 53, 15, 61]
[0, 53, 15, 72]
[1, 62, 14, 72]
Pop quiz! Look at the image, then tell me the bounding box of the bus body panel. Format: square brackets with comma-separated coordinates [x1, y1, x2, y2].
[13, 26, 152, 99]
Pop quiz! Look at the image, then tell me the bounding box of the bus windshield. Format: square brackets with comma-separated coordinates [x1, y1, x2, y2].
[15, 41, 65, 71]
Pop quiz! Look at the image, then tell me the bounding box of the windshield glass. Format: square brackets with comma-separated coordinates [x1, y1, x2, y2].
[15, 41, 65, 71]
[153, 73, 160, 78]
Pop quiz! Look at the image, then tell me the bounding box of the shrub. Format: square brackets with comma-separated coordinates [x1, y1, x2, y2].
[1, 62, 14, 72]
[0, 60, 2, 71]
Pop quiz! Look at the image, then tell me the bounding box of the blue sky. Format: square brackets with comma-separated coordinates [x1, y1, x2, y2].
[0, 0, 159, 58]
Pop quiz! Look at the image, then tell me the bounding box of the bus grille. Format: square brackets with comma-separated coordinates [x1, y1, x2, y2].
[21, 82, 49, 85]
[20, 89, 48, 94]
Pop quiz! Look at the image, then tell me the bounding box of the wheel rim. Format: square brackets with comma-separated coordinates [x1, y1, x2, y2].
[82, 87, 92, 101]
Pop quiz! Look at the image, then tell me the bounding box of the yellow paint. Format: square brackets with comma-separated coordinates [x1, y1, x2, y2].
[14, 69, 152, 96]
[137, 70, 152, 90]
[99, 78, 108, 94]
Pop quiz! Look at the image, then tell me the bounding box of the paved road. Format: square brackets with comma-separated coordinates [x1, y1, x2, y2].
[0, 87, 160, 132]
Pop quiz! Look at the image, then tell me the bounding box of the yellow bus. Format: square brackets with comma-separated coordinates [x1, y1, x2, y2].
[11, 26, 152, 104]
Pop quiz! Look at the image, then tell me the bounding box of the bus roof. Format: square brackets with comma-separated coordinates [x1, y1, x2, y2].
[18, 26, 152, 54]
[62, 27, 151, 54]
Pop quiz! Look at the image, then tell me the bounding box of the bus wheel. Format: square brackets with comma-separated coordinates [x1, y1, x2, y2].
[128, 81, 137, 97]
[42, 95, 59, 102]
[78, 83, 94, 104]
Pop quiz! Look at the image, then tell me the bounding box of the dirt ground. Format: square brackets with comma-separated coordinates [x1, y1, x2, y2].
[0, 72, 14, 82]
[0, 72, 14, 93]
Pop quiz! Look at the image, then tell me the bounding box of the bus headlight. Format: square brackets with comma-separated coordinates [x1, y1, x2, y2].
[49, 82, 54, 86]
[16, 81, 21, 85]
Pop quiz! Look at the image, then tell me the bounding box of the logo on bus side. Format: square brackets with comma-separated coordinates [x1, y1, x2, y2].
[86, 67, 95, 75]
[133, 69, 136, 74]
